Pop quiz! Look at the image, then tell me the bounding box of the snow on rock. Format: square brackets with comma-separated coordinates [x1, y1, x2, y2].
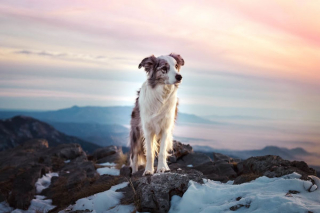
[105, 204, 135, 213]
[35, 172, 59, 193]
[169, 172, 320, 213]
[98, 162, 117, 166]
[0, 196, 56, 213]
[187, 164, 193, 167]
[97, 162, 120, 176]
[64, 160, 70, 163]
[0, 201, 14, 212]
[63, 182, 129, 213]
[1, 172, 59, 213]
[97, 167, 120, 176]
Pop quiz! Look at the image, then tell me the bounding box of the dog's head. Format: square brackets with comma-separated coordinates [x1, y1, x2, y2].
[138, 53, 184, 88]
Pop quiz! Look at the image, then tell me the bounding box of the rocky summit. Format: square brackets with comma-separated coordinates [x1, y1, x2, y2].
[0, 139, 318, 213]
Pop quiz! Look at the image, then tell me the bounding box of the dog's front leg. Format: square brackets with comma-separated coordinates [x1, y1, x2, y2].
[157, 131, 170, 173]
[143, 133, 155, 176]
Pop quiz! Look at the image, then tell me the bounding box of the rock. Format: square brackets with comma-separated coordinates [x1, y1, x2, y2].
[234, 174, 261, 185]
[177, 152, 212, 167]
[213, 152, 233, 163]
[236, 161, 244, 175]
[172, 140, 193, 159]
[120, 166, 132, 178]
[168, 155, 177, 164]
[50, 143, 86, 160]
[96, 152, 121, 164]
[92, 145, 122, 163]
[234, 155, 316, 184]
[303, 176, 319, 192]
[192, 161, 237, 182]
[0, 139, 94, 210]
[92, 145, 117, 159]
[23, 139, 49, 149]
[215, 163, 237, 178]
[7, 165, 46, 209]
[230, 203, 250, 211]
[118, 169, 203, 213]
[45, 174, 126, 212]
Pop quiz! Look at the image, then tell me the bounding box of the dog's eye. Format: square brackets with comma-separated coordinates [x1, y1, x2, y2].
[175, 64, 179, 69]
[162, 67, 167, 73]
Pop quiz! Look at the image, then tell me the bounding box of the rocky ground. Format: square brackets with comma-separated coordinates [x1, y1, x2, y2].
[0, 139, 318, 213]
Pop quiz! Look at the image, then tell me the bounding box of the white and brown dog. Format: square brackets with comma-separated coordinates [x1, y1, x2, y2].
[129, 53, 184, 175]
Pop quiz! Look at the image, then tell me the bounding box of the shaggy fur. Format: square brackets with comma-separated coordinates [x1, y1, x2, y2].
[130, 53, 184, 175]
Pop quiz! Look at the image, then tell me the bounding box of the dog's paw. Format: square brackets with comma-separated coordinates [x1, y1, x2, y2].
[157, 167, 168, 173]
[165, 164, 170, 171]
[143, 169, 154, 176]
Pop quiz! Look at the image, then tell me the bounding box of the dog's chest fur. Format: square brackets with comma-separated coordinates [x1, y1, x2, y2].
[139, 81, 177, 135]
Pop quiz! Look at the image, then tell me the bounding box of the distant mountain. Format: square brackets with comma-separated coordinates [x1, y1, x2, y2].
[0, 116, 101, 153]
[203, 115, 268, 121]
[0, 106, 132, 125]
[49, 122, 129, 147]
[193, 145, 319, 162]
[0, 105, 216, 126]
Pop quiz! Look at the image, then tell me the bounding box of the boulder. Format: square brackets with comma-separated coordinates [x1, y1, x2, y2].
[118, 169, 203, 213]
[193, 161, 237, 182]
[22, 139, 49, 149]
[177, 152, 212, 167]
[213, 152, 232, 163]
[49, 143, 86, 160]
[172, 140, 193, 159]
[92, 145, 122, 163]
[234, 155, 316, 184]
[7, 165, 46, 209]
[0, 139, 91, 209]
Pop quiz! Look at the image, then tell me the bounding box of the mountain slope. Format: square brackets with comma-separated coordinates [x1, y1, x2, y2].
[49, 122, 129, 147]
[0, 116, 101, 152]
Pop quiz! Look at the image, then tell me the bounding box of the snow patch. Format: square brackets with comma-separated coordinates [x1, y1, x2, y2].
[169, 172, 320, 213]
[105, 204, 135, 213]
[35, 172, 58, 193]
[10, 196, 56, 213]
[97, 162, 119, 176]
[99, 162, 117, 166]
[64, 160, 70, 163]
[1, 172, 58, 213]
[64, 182, 129, 213]
[187, 164, 193, 167]
[97, 167, 120, 176]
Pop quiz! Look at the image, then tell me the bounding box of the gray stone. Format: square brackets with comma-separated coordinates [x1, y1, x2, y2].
[92, 145, 118, 160]
[118, 169, 203, 213]
[177, 152, 212, 167]
[213, 152, 232, 163]
[172, 140, 193, 159]
[234, 155, 316, 184]
[168, 155, 177, 164]
[51, 143, 86, 160]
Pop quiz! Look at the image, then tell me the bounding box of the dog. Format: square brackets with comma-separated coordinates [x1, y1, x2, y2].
[129, 53, 184, 176]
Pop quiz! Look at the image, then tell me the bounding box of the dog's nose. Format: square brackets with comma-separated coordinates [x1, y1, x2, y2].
[175, 74, 182, 81]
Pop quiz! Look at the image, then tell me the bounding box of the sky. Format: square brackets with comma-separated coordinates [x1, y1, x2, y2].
[0, 1, 320, 152]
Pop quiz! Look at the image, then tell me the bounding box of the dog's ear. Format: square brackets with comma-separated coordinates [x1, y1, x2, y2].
[169, 53, 185, 66]
[138, 55, 158, 73]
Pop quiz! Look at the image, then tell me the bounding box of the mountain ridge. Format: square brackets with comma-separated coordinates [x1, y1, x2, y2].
[0, 115, 101, 152]
[0, 105, 216, 126]
[193, 145, 319, 162]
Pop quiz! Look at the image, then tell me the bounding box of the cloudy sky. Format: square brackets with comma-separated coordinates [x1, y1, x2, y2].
[0, 0, 319, 122]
